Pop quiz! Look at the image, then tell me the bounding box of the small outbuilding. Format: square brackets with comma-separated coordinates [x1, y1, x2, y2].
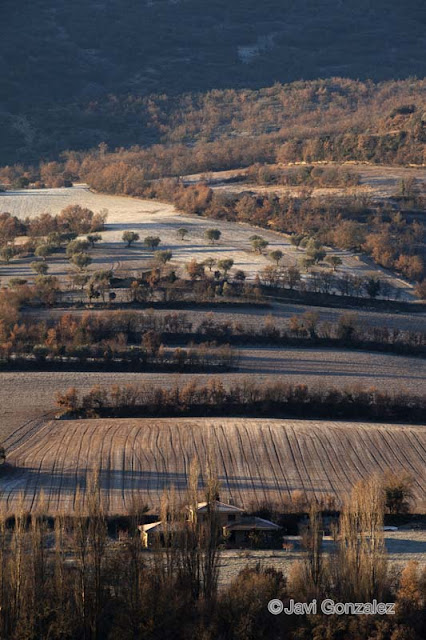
[223, 516, 281, 546]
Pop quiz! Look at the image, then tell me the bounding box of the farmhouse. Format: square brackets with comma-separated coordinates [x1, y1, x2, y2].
[187, 499, 245, 525]
[138, 499, 281, 548]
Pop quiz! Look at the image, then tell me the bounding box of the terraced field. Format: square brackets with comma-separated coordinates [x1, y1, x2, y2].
[28, 301, 426, 334]
[187, 162, 426, 201]
[1, 347, 425, 441]
[0, 185, 415, 298]
[2, 418, 426, 514]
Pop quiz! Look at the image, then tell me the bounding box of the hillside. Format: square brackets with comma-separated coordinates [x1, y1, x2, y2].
[0, 184, 417, 296]
[2, 0, 426, 163]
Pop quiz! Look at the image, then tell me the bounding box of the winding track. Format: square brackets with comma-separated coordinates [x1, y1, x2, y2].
[1, 418, 425, 514]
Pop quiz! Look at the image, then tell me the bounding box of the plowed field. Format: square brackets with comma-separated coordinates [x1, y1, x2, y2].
[2, 418, 425, 513]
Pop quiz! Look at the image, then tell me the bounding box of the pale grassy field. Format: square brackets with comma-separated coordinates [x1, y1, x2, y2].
[187, 162, 426, 201]
[1, 417, 426, 514]
[0, 185, 415, 298]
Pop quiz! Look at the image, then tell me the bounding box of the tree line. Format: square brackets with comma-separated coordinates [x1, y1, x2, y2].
[55, 380, 426, 423]
[0, 469, 424, 639]
[0, 307, 237, 372]
[2, 310, 423, 361]
[245, 163, 362, 188]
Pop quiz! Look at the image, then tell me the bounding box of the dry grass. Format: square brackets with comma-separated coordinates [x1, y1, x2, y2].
[188, 162, 426, 201]
[1, 417, 426, 514]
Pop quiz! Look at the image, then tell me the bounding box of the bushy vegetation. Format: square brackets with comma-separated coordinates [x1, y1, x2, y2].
[2, 0, 426, 164]
[0, 472, 424, 639]
[3, 77, 425, 176]
[0, 205, 106, 241]
[55, 379, 426, 422]
[3, 310, 424, 363]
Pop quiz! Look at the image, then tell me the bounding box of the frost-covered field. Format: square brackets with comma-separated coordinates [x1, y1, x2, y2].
[0, 185, 415, 298]
[1, 345, 425, 438]
[217, 529, 426, 586]
[2, 417, 426, 514]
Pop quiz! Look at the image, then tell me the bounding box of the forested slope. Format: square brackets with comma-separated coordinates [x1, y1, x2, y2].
[2, 0, 426, 163]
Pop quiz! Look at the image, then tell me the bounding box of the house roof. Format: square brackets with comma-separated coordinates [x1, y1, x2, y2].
[224, 516, 280, 532]
[138, 521, 163, 533]
[194, 500, 244, 514]
[138, 521, 185, 534]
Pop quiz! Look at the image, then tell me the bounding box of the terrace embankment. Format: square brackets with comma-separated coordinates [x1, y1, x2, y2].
[1, 347, 425, 439]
